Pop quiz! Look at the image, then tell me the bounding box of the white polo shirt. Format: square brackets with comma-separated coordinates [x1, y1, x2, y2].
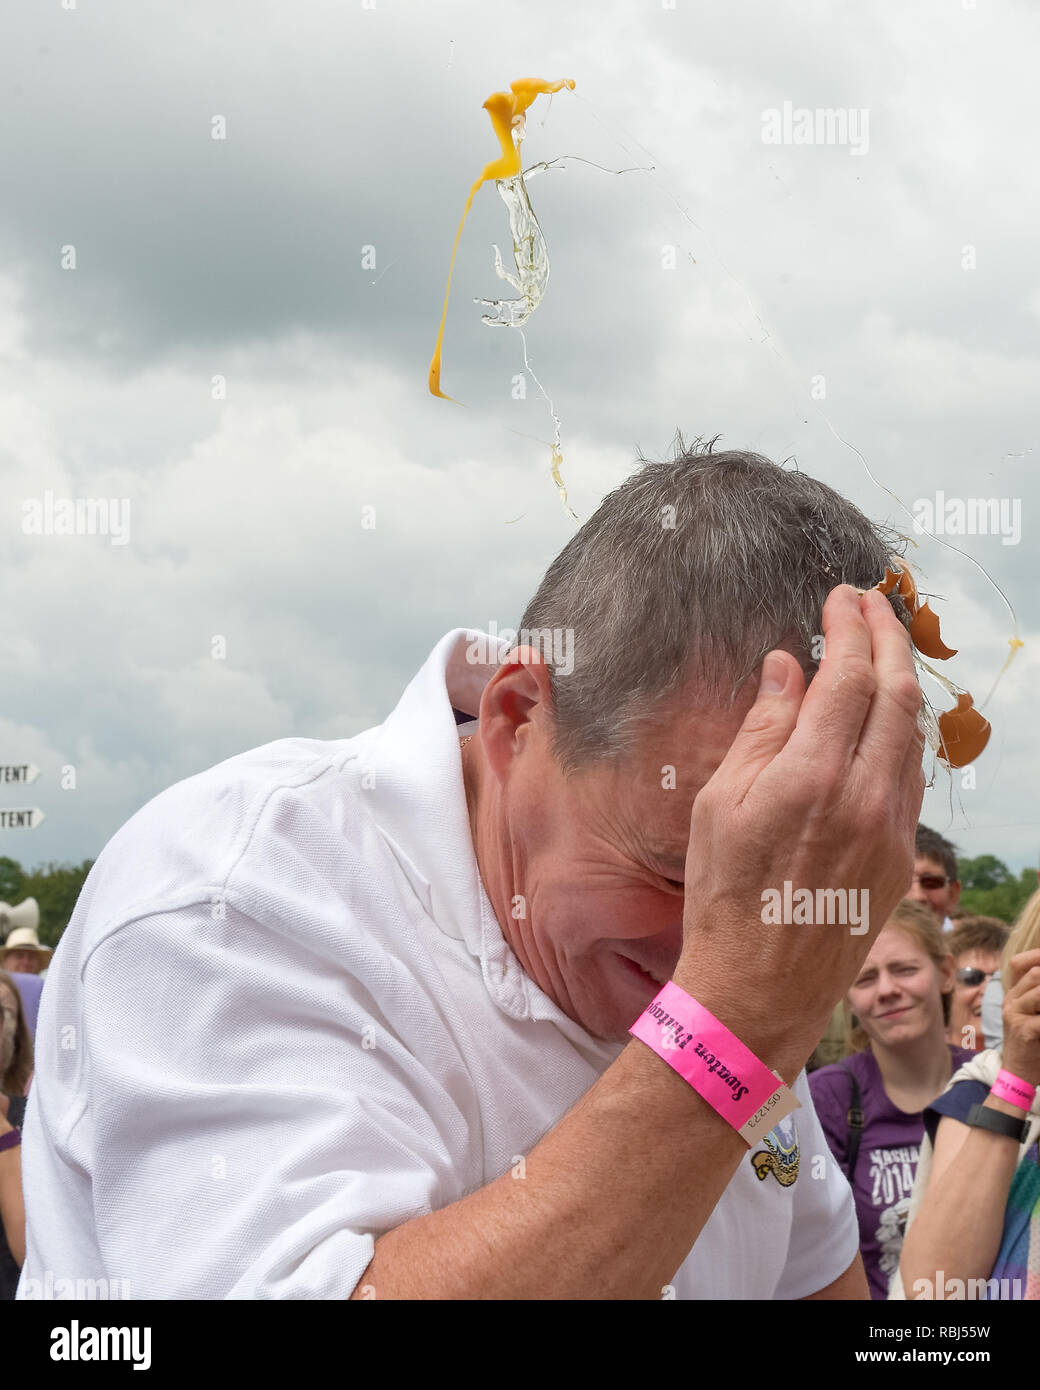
[18, 629, 857, 1300]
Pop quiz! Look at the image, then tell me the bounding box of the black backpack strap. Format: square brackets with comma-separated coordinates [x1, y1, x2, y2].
[837, 1062, 865, 1181]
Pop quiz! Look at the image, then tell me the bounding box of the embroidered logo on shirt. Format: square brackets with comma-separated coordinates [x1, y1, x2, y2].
[751, 1114, 800, 1186]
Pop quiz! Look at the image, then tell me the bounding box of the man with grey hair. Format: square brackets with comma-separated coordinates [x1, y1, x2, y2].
[19, 438, 926, 1300]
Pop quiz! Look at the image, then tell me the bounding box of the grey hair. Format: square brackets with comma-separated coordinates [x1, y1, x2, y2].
[516, 432, 905, 773]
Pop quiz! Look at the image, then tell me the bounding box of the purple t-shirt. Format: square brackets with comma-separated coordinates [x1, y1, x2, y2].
[809, 1045, 975, 1300]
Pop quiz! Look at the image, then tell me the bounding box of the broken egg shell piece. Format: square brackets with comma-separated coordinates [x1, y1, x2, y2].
[876, 564, 919, 615]
[936, 692, 991, 768]
[909, 600, 958, 661]
[875, 565, 960, 662]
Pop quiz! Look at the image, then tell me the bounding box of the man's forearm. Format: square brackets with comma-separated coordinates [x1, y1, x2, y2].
[350, 1010, 808, 1300]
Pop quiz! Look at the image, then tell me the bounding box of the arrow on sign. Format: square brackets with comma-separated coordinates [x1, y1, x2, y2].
[0, 764, 40, 785]
[0, 808, 45, 829]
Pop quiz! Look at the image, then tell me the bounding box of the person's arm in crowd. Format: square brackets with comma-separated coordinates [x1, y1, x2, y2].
[0, 1097, 25, 1268]
[899, 948, 1040, 1296]
[351, 587, 926, 1298]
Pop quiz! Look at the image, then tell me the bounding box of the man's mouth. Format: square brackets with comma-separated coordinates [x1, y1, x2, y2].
[618, 955, 668, 987]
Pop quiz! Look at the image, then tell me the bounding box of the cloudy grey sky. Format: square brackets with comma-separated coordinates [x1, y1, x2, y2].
[1, 0, 1037, 879]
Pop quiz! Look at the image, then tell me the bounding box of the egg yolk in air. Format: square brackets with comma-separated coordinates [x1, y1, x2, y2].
[428, 77, 575, 403]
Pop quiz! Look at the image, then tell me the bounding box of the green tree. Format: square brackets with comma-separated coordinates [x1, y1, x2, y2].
[960, 866, 1038, 925]
[958, 855, 1012, 894]
[16, 860, 95, 947]
[0, 856, 26, 905]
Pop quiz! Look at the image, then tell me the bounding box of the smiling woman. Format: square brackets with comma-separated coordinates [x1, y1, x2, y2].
[809, 900, 973, 1299]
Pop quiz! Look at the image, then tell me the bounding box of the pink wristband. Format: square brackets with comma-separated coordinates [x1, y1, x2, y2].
[629, 980, 801, 1146]
[991, 1069, 1037, 1112]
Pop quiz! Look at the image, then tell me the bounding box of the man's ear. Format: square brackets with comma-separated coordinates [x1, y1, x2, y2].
[476, 648, 556, 779]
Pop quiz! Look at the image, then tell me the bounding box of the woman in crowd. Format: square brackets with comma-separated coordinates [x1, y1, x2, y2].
[893, 890, 1040, 1300]
[809, 899, 975, 1299]
[945, 916, 1009, 1052]
[0, 969, 33, 1299]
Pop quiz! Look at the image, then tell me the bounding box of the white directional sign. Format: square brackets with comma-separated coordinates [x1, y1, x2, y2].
[0, 763, 40, 785]
[0, 807, 45, 829]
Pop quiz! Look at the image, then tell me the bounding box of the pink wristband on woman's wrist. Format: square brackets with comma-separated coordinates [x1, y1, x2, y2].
[990, 1069, 1037, 1112]
[629, 980, 801, 1146]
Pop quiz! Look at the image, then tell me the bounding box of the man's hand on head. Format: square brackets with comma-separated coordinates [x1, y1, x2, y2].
[673, 583, 927, 1079]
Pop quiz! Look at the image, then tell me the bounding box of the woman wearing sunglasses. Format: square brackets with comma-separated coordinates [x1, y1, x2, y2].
[892, 890, 1040, 1300]
[809, 899, 974, 1299]
[945, 917, 1009, 1052]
